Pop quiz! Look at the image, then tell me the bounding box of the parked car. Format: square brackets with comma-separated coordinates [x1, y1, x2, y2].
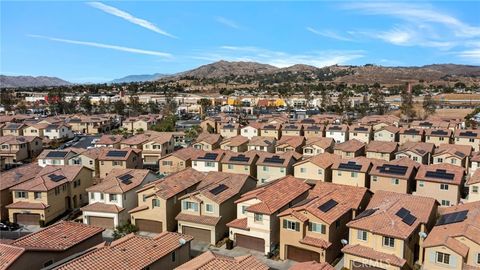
[0, 221, 20, 231]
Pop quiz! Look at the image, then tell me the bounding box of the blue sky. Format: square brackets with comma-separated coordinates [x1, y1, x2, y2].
[1, 1, 480, 83]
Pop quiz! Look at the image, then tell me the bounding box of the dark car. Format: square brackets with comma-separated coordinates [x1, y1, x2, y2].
[0, 221, 20, 231]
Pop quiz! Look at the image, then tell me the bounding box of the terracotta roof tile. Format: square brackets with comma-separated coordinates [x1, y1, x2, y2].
[226, 218, 249, 231]
[0, 244, 25, 270]
[365, 141, 398, 153]
[9, 166, 85, 192]
[304, 137, 334, 149]
[295, 153, 341, 169]
[467, 170, 480, 185]
[248, 136, 276, 147]
[325, 124, 348, 132]
[299, 236, 331, 249]
[334, 139, 365, 153]
[416, 163, 465, 185]
[370, 159, 416, 180]
[98, 147, 141, 161]
[176, 250, 269, 270]
[0, 163, 43, 191]
[6, 201, 49, 210]
[289, 261, 334, 270]
[454, 129, 480, 139]
[175, 213, 221, 226]
[140, 168, 206, 199]
[220, 135, 249, 147]
[425, 128, 453, 137]
[376, 125, 400, 134]
[96, 135, 124, 145]
[276, 136, 305, 148]
[433, 144, 472, 159]
[341, 244, 406, 267]
[397, 142, 435, 157]
[86, 169, 154, 194]
[256, 151, 300, 167]
[332, 157, 372, 173]
[222, 151, 258, 165]
[168, 147, 206, 160]
[196, 133, 222, 145]
[81, 202, 124, 213]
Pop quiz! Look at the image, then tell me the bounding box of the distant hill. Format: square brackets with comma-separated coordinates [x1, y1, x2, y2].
[171, 60, 277, 79]
[111, 73, 169, 83]
[0, 75, 71, 88]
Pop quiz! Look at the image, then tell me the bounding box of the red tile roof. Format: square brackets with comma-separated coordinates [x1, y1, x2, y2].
[6, 201, 49, 210]
[226, 218, 249, 231]
[0, 243, 25, 270]
[276, 136, 305, 148]
[365, 141, 398, 154]
[304, 137, 334, 149]
[175, 213, 221, 226]
[299, 236, 331, 249]
[416, 163, 465, 185]
[397, 142, 435, 157]
[0, 163, 43, 191]
[433, 143, 473, 159]
[81, 202, 124, 213]
[289, 261, 334, 270]
[196, 133, 222, 145]
[331, 157, 372, 173]
[140, 168, 206, 199]
[342, 244, 406, 267]
[294, 153, 341, 169]
[176, 250, 269, 270]
[334, 139, 365, 153]
[9, 166, 85, 192]
[86, 169, 154, 194]
[467, 170, 480, 185]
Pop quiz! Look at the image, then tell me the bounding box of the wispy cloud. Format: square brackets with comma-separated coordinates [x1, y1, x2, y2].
[28, 34, 173, 58]
[215, 16, 241, 29]
[194, 46, 364, 67]
[306, 27, 353, 41]
[87, 2, 177, 38]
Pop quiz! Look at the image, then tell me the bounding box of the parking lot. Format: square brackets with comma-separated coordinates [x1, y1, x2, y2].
[58, 135, 101, 149]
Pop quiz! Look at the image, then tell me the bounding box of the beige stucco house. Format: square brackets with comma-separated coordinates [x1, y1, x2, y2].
[293, 153, 341, 184]
[365, 141, 398, 161]
[248, 136, 276, 153]
[399, 128, 425, 145]
[98, 148, 143, 178]
[303, 137, 334, 157]
[256, 152, 301, 185]
[331, 157, 373, 188]
[454, 129, 480, 151]
[349, 126, 372, 143]
[369, 157, 419, 194]
[333, 139, 366, 158]
[158, 147, 204, 176]
[373, 126, 399, 142]
[425, 128, 453, 146]
[395, 142, 435, 165]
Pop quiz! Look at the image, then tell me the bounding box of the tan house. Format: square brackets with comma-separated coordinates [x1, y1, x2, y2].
[176, 250, 269, 270]
[248, 136, 276, 153]
[141, 132, 175, 166]
[68, 115, 114, 134]
[369, 157, 419, 194]
[349, 126, 372, 143]
[466, 170, 480, 202]
[119, 133, 150, 149]
[227, 176, 310, 254]
[192, 150, 226, 172]
[193, 133, 222, 151]
[94, 134, 124, 148]
[425, 128, 453, 146]
[256, 152, 302, 185]
[122, 114, 161, 133]
[282, 123, 304, 136]
[422, 201, 480, 270]
[2, 221, 104, 270]
[331, 157, 373, 188]
[98, 148, 143, 178]
[373, 126, 399, 142]
[276, 136, 306, 154]
[0, 136, 43, 169]
[7, 166, 93, 225]
[130, 168, 206, 233]
[343, 191, 437, 270]
[303, 124, 325, 139]
[395, 142, 435, 165]
[278, 182, 371, 263]
[357, 115, 400, 130]
[221, 151, 259, 178]
[365, 141, 398, 161]
[333, 139, 366, 158]
[433, 144, 472, 171]
[218, 123, 240, 138]
[399, 128, 425, 144]
[471, 151, 480, 176]
[260, 123, 282, 139]
[2, 123, 26, 136]
[293, 153, 341, 184]
[454, 129, 480, 151]
[411, 120, 450, 130]
[158, 147, 205, 176]
[415, 163, 466, 207]
[303, 137, 334, 157]
[0, 163, 43, 221]
[176, 172, 257, 245]
[24, 122, 49, 137]
[68, 147, 102, 177]
[50, 232, 193, 270]
[220, 135, 249, 152]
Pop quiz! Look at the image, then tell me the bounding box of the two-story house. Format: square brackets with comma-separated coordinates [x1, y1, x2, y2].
[82, 169, 158, 229]
[43, 123, 74, 140]
[1, 136, 43, 169]
[282, 124, 304, 136]
[98, 148, 143, 178]
[343, 191, 438, 270]
[466, 170, 480, 202]
[240, 122, 263, 139]
[373, 126, 399, 142]
[415, 163, 466, 206]
[158, 147, 205, 176]
[248, 136, 276, 153]
[399, 128, 425, 144]
[260, 123, 282, 140]
[218, 123, 241, 138]
[278, 182, 371, 263]
[325, 125, 349, 143]
[349, 126, 372, 143]
[130, 168, 206, 233]
[68, 148, 102, 177]
[365, 141, 398, 161]
[303, 137, 335, 157]
[177, 250, 268, 270]
[227, 176, 310, 254]
[331, 157, 373, 188]
[333, 139, 366, 158]
[7, 166, 93, 225]
[425, 128, 453, 146]
[293, 153, 341, 184]
[303, 124, 325, 139]
[422, 201, 480, 270]
[432, 144, 472, 171]
[369, 157, 419, 194]
[119, 133, 150, 149]
[454, 129, 480, 151]
[470, 151, 480, 176]
[141, 132, 175, 166]
[193, 133, 222, 151]
[276, 136, 306, 154]
[221, 151, 259, 178]
[220, 135, 249, 152]
[256, 152, 302, 184]
[176, 172, 257, 245]
[24, 122, 49, 137]
[94, 134, 124, 148]
[395, 142, 435, 165]
[38, 149, 80, 167]
[192, 150, 226, 172]
[2, 123, 26, 136]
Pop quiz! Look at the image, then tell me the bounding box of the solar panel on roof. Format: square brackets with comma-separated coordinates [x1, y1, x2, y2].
[459, 131, 477, 137]
[318, 199, 338, 212]
[425, 169, 455, 180]
[264, 125, 276, 129]
[378, 164, 408, 176]
[404, 129, 420, 134]
[119, 174, 133, 184]
[354, 208, 377, 220]
[302, 119, 315, 123]
[402, 213, 417, 225]
[48, 174, 66, 182]
[420, 122, 433, 126]
[106, 150, 128, 157]
[229, 155, 249, 162]
[264, 155, 285, 164]
[354, 127, 368, 131]
[198, 153, 218, 160]
[436, 210, 468, 226]
[431, 130, 448, 136]
[328, 126, 341, 131]
[210, 184, 228, 195]
[46, 151, 68, 158]
[395, 208, 410, 219]
[338, 161, 362, 171]
[454, 151, 466, 158]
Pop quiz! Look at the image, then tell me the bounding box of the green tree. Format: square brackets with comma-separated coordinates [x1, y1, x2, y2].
[153, 114, 177, 132]
[0, 91, 16, 112]
[370, 88, 386, 115]
[337, 89, 351, 115]
[185, 125, 202, 142]
[79, 94, 92, 114]
[112, 223, 138, 240]
[320, 89, 332, 111]
[422, 93, 437, 117]
[113, 100, 126, 116]
[197, 98, 212, 118]
[147, 101, 160, 114]
[400, 84, 416, 122]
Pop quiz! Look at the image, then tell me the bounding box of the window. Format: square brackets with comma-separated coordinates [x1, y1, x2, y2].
[109, 194, 117, 202]
[318, 169, 322, 175]
[171, 251, 176, 262]
[142, 194, 147, 202]
[113, 161, 122, 166]
[228, 164, 233, 169]
[337, 171, 342, 176]
[477, 253, 480, 264]
[152, 199, 160, 208]
[372, 176, 377, 182]
[100, 193, 104, 200]
[206, 204, 214, 213]
[280, 168, 285, 173]
[451, 159, 456, 164]
[244, 166, 249, 171]
[383, 236, 395, 247]
[193, 161, 197, 166]
[309, 222, 326, 234]
[32, 192, 41, 200]
[437, 158, 443, 163]
[205, 162, 215, 167]
[440, 184, 449, 190]
[263, 166, 268, 171]
[441, 200, 450, 206]
[15, 191, 27, 199]
[473, 186, 479, 194]
[254, 213, 263, 223]
[439, 137, 444, 141]
[90, 193, 94, 199]
[470, 138, 475, 143]
[300, 168, 306, 173]
[436, 252, 450, 264]
[413, 156, 418, 161]
[357, 230, 368, 241]
[392, 178, 400, 185]
[284, 220, 300, 231]
[241, 205, 247, 214]
[419, 181, 424, 187]
[184, 201, 198, 211]
[351, 172, 358, 178]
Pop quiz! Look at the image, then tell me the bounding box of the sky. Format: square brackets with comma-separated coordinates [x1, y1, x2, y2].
[1, 1, 480, 83]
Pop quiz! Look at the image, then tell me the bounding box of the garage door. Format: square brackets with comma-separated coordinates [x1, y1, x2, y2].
[182, 226, 211, 243]
[351, 261, 385, 270]
[235, 234, 264, 252]
[89, 216, 114, 229]
[136, 219, 162, 233]
[286, 245, 320, 262]
[15, 213, 40, 225]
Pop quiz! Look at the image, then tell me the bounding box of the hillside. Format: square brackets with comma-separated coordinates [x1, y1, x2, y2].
[0, 75, 71, 88]
[172, 60, 277, 79]
[111, 73, 169, 83]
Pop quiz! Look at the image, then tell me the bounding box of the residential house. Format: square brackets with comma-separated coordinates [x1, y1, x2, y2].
[256, 152, 302, 185]
[98, 148, 143, 178]
[343, 191, 437, 270]
[433, 144, 472, 171]
[303, 137, 334, 157]
[49, 232, 193, 270]
[454, 129, 480, 151]
[176, 172, 257, 245]
[192, 150, 226, 172]
[218, 123, 240, 138]
[283, 123, 304, 136]
[37, 149, 79, 167]
[349, 126, 372, 143]
[119, 133, 150, 149]
[331, 157, 373, 188]
[365, 141, 398, 161]
[94, 134, 123, 148]
[278, 182, 371, 263]
[241, 122, 263, 139]
[158, 147, 205, 176]
[82, 169, 158, 229]
[2, 221, 104, 270]
[466, 170, 480, 202]
[141, 132, 175, 166]
[333, 139, 366, 158]
[303, 124, 325, 139]
[369, 157, 419, 194]
[260, 123, 282, 140]
[130, 168, 206, 233]
[227, 176, 310, 254]
[221, 151, 259, 178]
[43, 123, 74, 140]
[248, 136, 276, 153]
[276, 136, 306, 154]
[373, 126, 399, 142]
[68, 115, 114, 134]
[0, 136, 43, 169]
[399, 128, 425, 144]
[470, 151, 480, 176]
[293, 153, 341, 184]
[122, 114, 161, 133]
[220, 135, 249, 152]
[425, 129, 453, 146]
[193, 133, 222, 151]
[2, 123, 26, 136]
[410, 120, 450, 130]
[357, 115, 400, 130]
[7, 166, 93, 225]
[415, 163, 466, 206]
[176, 250, 269, 270]
[68, 147, 102, 177]
[395, 142, 435, 165]
[422, 201, 480, 270]
[325, 125, 348, 143]
[24, 122, 49, 137]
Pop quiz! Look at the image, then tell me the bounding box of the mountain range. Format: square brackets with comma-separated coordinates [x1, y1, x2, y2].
[0, 75, 71, 88]
[110, 73, 169, 83]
